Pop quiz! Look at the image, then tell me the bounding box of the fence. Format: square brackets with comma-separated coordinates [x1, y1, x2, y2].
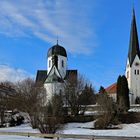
[0, 132, 140, 140]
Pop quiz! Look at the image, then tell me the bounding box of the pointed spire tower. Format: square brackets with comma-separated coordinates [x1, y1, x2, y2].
[125, 5, 140, 104]
[128, 7, 140, 66]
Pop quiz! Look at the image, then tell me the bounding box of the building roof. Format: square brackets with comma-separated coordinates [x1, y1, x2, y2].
[128, 8, 140, 66]
[35, 69, 77, 85]
[35, 70, 47, 85]
[105, 83, 117, 94]
[65, 70, 78, 80]
[47, 43, 67, 57]
[44, 64, 64, 83]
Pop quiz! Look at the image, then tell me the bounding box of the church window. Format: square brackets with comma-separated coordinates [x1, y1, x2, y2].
[127, 71, 129, 78]
[59, 89, 62, 95]
[137, 70, 139, 75]
[49, 60, 51, 68]
[135, 70, 137, 75]
[62, 60, 64, 68]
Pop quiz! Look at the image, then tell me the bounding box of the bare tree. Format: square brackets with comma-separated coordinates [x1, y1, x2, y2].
[38, 93, 64, 133]
[64, 74, 87, 116]
[1, 79, 46, 128]
[78, 84, 96, 105]
[0, 82, 16, 126]
[95, 93, 118, 129]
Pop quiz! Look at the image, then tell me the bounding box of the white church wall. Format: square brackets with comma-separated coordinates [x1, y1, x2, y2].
[125, 55, 140, 104]
[44, 82, 64, 104]
[58, 55, 67, 78]
[109, 93, 116, 102]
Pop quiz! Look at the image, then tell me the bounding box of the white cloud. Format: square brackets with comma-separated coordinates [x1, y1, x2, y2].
[0, 65, 32, 82]
[0, 0, 97, 54]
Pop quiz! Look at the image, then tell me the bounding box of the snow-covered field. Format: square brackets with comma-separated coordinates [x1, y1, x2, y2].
[0, 135, 48, 140]
[0, 122, 140, 140]
[60, 122, 140, 137]
[0, 124, 39, 133]
[0, 124, 49, 140]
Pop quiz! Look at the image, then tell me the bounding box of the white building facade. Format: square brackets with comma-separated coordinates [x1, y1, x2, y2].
[105, 8, 140, 105]
[125, 9, 140, 104]
[36, 42, 77, 104]
[44, 43, 67, 102]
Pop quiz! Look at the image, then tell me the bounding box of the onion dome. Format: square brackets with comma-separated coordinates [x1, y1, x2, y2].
[47, 43, 67, 57]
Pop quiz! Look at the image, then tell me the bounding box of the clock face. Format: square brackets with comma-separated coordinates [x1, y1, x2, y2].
[135, 62, 139, 66]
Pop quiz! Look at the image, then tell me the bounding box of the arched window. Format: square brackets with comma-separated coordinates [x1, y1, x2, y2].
[49, 60, 51, 68]
[137, 70, 139, 75]
[127, 71, 129, 78]
[135, 70, 137, 75]
[62, 60, 64, 67]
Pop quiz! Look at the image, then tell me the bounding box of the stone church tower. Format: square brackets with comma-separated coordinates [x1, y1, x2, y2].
[125, 8, 140, 104]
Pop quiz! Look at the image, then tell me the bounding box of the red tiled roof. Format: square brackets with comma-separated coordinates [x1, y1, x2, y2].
[105, 83, 117, 94]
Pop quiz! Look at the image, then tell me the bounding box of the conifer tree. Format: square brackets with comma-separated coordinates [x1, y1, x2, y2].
[117, 75, 130, 112]
[78, 84, 95, 105]
[99, 86, 106, 94]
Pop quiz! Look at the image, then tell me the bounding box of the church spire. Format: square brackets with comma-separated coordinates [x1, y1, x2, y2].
[128, 7, 140, 66]
[56, 35, 59, 45]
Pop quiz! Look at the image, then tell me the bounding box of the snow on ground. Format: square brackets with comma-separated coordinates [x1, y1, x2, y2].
[0, 124, 52, 140]
[1, 122, 140, 139]
[0, 124, 39, 133]
[128, 108, 140, 112]
[59, 122, 140, 138]
[0, 135, 50, 140]
[84, 111, 98, 115]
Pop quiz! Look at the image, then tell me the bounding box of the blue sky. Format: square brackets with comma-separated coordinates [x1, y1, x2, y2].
[0, 0, 140, 90]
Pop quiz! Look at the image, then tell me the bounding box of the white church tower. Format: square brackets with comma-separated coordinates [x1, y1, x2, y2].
[125, 8, 140, 104]
[44, 41, 67, 101]
[47, 40, 67, 79]
[35, 41, 77, 104]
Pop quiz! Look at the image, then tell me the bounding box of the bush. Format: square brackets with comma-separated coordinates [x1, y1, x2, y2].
[64, 115, 94, 123]
[95, 94, 119, 129]
[35, 94, 65, 134]
[118, 112, 140, 123]
[95, 117, 107, 129]
[38, 116, 63, 134]
[135, 97, 140, 104]
[9, 114, 24, 126]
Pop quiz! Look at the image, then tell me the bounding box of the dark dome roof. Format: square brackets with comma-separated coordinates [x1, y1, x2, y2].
[47, 44, 67, 57]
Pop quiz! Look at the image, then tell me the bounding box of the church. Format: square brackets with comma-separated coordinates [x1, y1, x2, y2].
[105, 8, 140, 105]
[35, 42, 77, 103]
